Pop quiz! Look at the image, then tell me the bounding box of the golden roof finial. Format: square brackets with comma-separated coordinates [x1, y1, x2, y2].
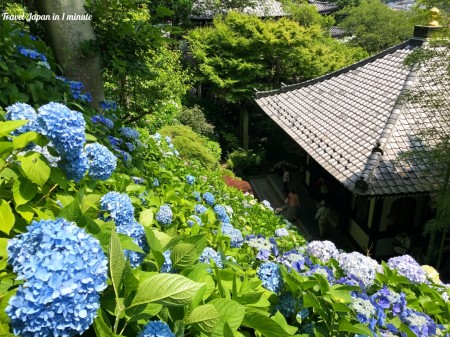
[428, 7, 440, 26]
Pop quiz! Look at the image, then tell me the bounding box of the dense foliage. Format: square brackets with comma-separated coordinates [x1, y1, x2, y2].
[186, 12, 368, 103]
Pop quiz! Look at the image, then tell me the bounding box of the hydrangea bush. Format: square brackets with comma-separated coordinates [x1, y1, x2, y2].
[0, 23, 448, 337]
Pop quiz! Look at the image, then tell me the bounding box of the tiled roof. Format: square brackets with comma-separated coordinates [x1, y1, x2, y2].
[190, 0, 286, 20]
[190, 0, 337, 20]
[329, 26, 347, 38]
[255, 39, 450, 196]
[308, 0, 339, 14]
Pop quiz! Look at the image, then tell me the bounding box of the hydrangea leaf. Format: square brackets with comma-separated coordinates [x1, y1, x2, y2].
[12, 131, 38, 149]
[50, 167, 68, 189]
[0, 120, 27, 137]
[12, 178, 37, 206]
[0, 142, 14, 159]
[241, 312, 291, 337]
[109, 230, 125, 303]
[271, 311, 298, 335]
[186, 304, 221, 333]
[19, 152, 50, 187]
[0, 199, 14, 234]
[15, 204, 34, 222]
[170, 243, 199, 269]
[93, 308, 114, 337]
[209, 298, 245, 332]
[129, 273, 204, 307]
[139, 209, 154, 227]
[337, 318, 374, 335]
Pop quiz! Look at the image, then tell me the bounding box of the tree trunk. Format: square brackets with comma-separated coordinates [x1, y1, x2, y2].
[37, 0, 104, 107]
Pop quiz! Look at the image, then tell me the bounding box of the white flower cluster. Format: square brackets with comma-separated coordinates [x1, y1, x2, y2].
[306, 240, 339, 263]
[337, 252, 382, 287]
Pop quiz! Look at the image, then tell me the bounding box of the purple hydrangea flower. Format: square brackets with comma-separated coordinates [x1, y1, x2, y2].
[337, 251, 381, 288]
[387, 255, 427, 284]
[306, 240, 339, 263]
[6, 218, 107, 337]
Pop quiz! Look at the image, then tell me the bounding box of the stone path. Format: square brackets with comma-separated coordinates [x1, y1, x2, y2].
[250, 173, 357, 253]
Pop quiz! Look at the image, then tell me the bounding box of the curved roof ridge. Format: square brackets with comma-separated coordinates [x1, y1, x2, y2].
[357, 62, 420, 190]
[255, 40, 411, 98]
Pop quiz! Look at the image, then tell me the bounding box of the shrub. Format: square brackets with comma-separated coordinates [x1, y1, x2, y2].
[224, 175, 253, 194]
[158, 124, 220, 169]
[226, 148, 263, 176]
[178, 105, 215, 136]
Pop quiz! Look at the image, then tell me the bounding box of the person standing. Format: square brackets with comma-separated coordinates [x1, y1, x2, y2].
[315, 200, 330, 239]
[283, 169, 290, 196]
[285, 188, 300, 222]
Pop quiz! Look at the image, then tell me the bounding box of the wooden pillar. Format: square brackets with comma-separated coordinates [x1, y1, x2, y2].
[368, 197, 383, 256]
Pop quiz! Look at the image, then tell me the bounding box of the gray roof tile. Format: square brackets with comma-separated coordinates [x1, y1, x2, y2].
[255, 40, 450, 195]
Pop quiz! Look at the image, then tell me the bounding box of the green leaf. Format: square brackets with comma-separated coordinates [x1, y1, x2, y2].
[93, 308, 115, 337]
[242, 312, 291, 337]
[0, 199, 14, 235]
[272, 311, 298, 335]
[139, 209, 154, 227]
[109, 230, 125, 303]
[0, 120, 27, 136]
[12, 132, 38, 149]
[86, 133, 97, 142]
[50, 167, 68, 189]
[16, 204, 34, 222]
[210, 298, 246, 331]
[129, 273, 204, 308]
[337, 319, 374, 335]
[59, 200, 85, 227]
[12, 178, 37, 206]
[171, 243, 198, 269]
[186, 304, 221, 333]
[19, 152, 50, 187]
[118, 233, 145, 253]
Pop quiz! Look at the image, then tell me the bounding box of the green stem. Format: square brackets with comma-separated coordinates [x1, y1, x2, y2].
[37, 184, 58, 204]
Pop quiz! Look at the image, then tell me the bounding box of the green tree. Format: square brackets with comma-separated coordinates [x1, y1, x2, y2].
[338, 0, 415, 54]
[401, 27, 450, 269]
[280, 0, 335, 29]
[186, 11, 367, 103]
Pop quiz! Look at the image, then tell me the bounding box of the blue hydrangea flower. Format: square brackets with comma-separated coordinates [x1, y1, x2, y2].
[85, 143, 117, 180]
[59, 150, 89, 182]
[306, 240, 339, 263]
[401, 309, 437, 337]
[221, 224, 243, 248]
[194, 204, 207, 215]
[350, 295, 379, 332]
[107, 135, 122, 148]
[193, 191, 201, 202]
[100, 192, 134, 227]
[120, 127, 140, 140]
[186, 175, 195, 185]
[275, 292, 299, 317]
[5, 103, 40, 135]
[116, 221, 149, 268]
[257, 262, 283, 293]
[91, 115, 114, 129]
[214, 205, 230, 222]
[371, 286, 406, 316]
[337, 252, 381, 288]
[161, 250, 173, 273]
[165, 136, 172, 144]
[152, 133, 161, 142]
[187, 215, 202, 227]
[37, 102, 86, 156]
[199, 247, 223, 268]
[297, 308, 310, 320]
[132, 176, 145, 185]
[275, 228, 289, 238]
[73, 92, 92, 103]
[126, 142, 135, 152]
[153, 178, 160, 187]
[387, 255, 427, 284]
[6, 218, 107, 337]
[256, 249, 271, 261]
[17, 46, 47, 61]
[118, 150, 131, 163]
[202, 192, 215, 206]
[156, 205, 173, 226]
[138, 320, 175, 337]
[99, 100, 117, 111]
